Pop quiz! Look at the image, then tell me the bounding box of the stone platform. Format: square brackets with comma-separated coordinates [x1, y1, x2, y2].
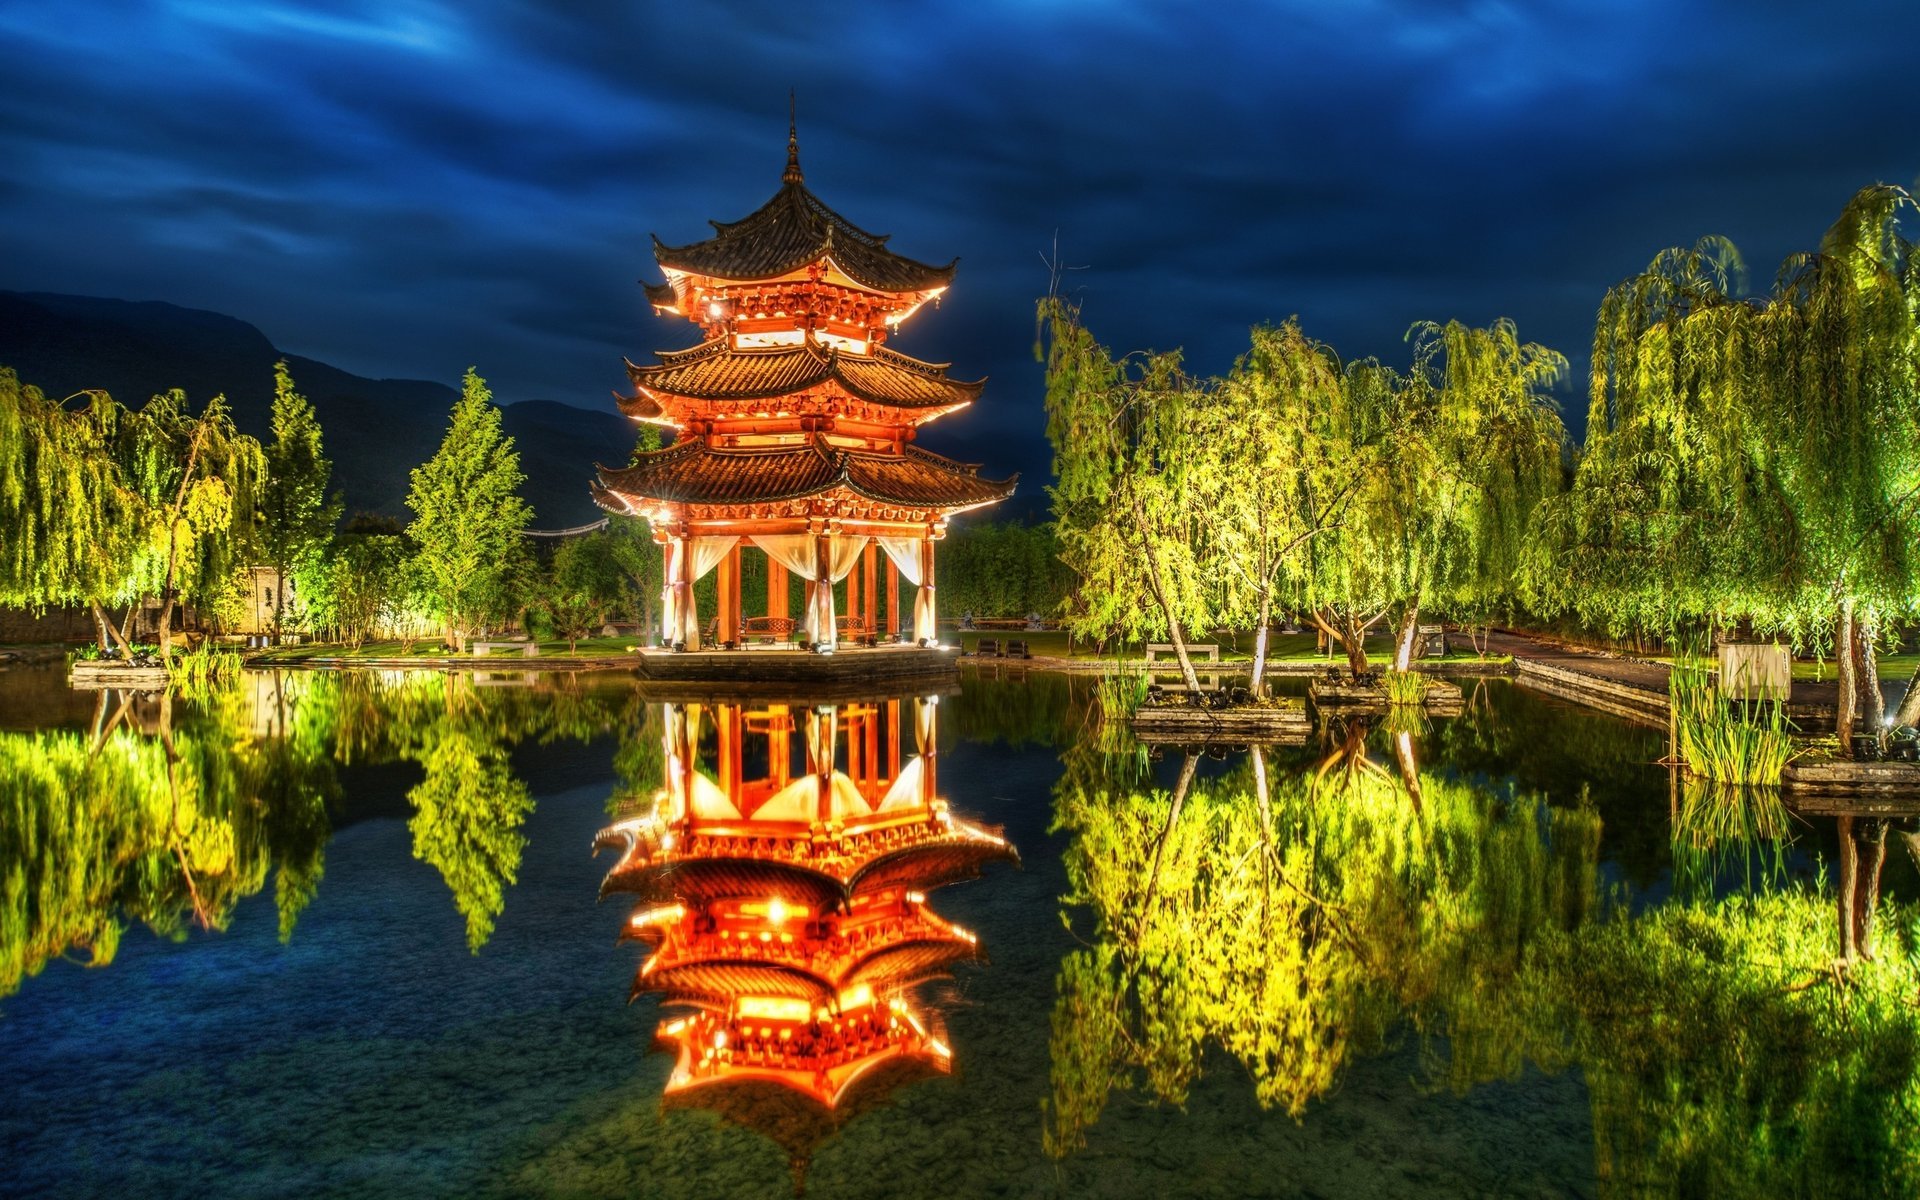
[631, 643, 960, 687]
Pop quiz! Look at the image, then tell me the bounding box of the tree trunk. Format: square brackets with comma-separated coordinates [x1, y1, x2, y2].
[1893, 660, 1920, 730]
[1141, 751, 1199, 925]
[1342, 612, 1371, 677]
[156, 595, 175, 664]
[1392, 604, 1420, 672]
[1249, 584, 1272, 697]
[1129, 493, 1202, 693]
[1393, 728, 1423, 813]
[1836, 599, 1857, 758]
[1855, 614, 1886, 741]
[91, 601, 133, 656]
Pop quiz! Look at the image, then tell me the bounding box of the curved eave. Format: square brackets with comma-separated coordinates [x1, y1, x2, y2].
[652, 183, 957, 295]
[624, 341, 984, 411]
[593, 441, 1018, 516]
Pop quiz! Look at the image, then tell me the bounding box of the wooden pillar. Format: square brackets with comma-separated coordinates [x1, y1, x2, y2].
[886, 698, 900, 782]
[846, 541, 861, 629]
[717, 544, 739, 646]
[718, 704, 740, 796]
[886, 556, 901, 640]
[862, 542, 877, 641]
[814, 532, 835, 648]
[864, 700, 879, 796]
[914, 534, 937, 644]
[766, 555, 787, 623]
[770, 704, 791, 789]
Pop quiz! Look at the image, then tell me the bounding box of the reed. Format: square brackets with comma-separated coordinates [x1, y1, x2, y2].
[1383, 669, 1429, 707]
[1669, 648, 1794, 785]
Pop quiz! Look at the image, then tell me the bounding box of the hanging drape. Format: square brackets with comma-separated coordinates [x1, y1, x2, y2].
[877, 537, 923, 586]
[749, 534, 817, 580]
[660, 539, 687, 649]
[676, 536, 738, 649]
[912, 539, 937, 643]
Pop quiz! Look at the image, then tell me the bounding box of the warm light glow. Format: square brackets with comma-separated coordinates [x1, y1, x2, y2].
[707, 301, 726, 320]
[629, 903, 687, 929]
[836, 982, 875, 1011]
[737, 995, 813, 1022]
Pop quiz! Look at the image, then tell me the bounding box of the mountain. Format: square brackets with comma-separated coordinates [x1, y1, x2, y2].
[0, 291, 630, 525]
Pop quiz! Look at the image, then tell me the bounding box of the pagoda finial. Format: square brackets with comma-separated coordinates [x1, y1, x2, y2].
[783, 89, 803, 185]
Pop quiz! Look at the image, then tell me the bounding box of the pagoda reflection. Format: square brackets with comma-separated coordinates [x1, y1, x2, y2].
[595, 690, 1016, 1167]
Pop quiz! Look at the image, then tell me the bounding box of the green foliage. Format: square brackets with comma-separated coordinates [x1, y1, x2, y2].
[257, 361, 340, 632]
[938, 520, 1071, 620]
[1382, 668, 1428, 706]
[405, 687, 533, 954]
[406, 368, 533, 648]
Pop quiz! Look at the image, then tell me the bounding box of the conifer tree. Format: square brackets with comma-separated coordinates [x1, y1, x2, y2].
[258, 361, 339, 635]
[406, 368, 532, 650]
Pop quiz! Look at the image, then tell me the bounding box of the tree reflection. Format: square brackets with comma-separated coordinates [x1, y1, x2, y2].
[1050, 722, 1920, 1194]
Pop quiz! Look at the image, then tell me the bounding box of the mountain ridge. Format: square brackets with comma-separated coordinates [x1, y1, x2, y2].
[0, 290, 629, 525]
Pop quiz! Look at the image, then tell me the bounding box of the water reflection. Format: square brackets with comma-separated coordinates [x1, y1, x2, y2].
[1051, 711, 1920, 1193]
[1, 671, 649, 1000]
[594, 691, 1017, 1185]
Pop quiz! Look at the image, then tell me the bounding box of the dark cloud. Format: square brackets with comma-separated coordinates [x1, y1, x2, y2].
[1, 0, 1915, 490]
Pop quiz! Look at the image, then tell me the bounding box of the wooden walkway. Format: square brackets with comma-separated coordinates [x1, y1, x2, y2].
[1485, 630, 1857, 728]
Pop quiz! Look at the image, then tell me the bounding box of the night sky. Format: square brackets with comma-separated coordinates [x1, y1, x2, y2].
[2, 2, 1915, 494]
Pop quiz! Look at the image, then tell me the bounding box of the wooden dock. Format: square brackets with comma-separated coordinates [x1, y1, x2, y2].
[1130, 700, 1312, 743]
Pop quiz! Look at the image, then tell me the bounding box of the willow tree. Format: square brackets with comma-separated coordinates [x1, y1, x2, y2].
[0, 370, 145, 633]
[1039, 298, 1211, 690]
[1755, 185, 1920, 741]
[1194, 321, 1348, 692]
[407, 368, 532, 650]
[1398, 318, 1567, 666]
[1526, 237, 1783, 642]
[1288, 358, 1406, 674]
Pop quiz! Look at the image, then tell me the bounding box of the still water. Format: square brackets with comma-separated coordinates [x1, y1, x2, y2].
[2, 666, 1916, 1198]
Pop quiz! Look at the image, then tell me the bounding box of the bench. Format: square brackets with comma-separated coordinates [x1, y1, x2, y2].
[974, 638, 1002, 658]
[1005, 639, 1032, 660]
[472, 640, 538, 658]
[1145, 643, 1219, 663]
[835, 615, 877, 646]
[743, 616, 799, 644]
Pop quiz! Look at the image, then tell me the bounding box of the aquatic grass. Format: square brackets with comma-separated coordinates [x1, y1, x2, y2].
[1383, 669, 1429, 707]
[1095, 669, 1149, 722]
[1670, 775, 1794, 896]
[169, 642, 243, 694]
[1670, 647, 1795, 785]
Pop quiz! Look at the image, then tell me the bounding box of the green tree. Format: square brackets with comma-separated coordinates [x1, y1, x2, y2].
[258, 361, 339, 636]
[406, 368, 532, 650]
[1039, 298, 1212, 689]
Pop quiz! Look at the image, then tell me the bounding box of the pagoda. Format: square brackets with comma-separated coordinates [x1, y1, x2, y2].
[595, 692, 1015, 1179]
[592, 115, 1016, 652]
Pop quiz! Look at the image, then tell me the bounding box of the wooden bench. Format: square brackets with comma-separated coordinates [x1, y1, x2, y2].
[1145, 643, 1219, 663]
[1005, 639, 1032, 660]
[743, 616, 798, 644]
[835, 615, 876, 646]
[472, 640, 538, 658]
[974, 638, 1002, 658]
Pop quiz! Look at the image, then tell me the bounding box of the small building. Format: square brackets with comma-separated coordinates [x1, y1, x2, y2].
[238, 566, 296, 636]
[591, 118, 1016, 651]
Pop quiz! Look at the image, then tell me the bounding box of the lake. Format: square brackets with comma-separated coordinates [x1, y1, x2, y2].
[2, 666, 1916, 1198]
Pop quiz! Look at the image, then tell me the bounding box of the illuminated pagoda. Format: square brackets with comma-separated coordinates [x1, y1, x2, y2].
[595, 692, 1014, 1174]
[592, 113, 1017, 653]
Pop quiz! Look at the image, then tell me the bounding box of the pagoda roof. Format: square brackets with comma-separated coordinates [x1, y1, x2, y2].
[622, 339, 982, 413]
[594, 438, 1016, 514]
[652, 181, 956, 295]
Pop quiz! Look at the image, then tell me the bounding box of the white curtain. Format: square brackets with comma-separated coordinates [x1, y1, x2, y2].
[829, 537, 866, 582]
[749, 534, 817, 580]
[877, 537, 923, 586]
[675, 536, 738, 649]
[660, 540, 687, 649]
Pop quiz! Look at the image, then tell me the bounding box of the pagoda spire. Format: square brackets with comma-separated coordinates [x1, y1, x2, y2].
[784, 89, 803, 185]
